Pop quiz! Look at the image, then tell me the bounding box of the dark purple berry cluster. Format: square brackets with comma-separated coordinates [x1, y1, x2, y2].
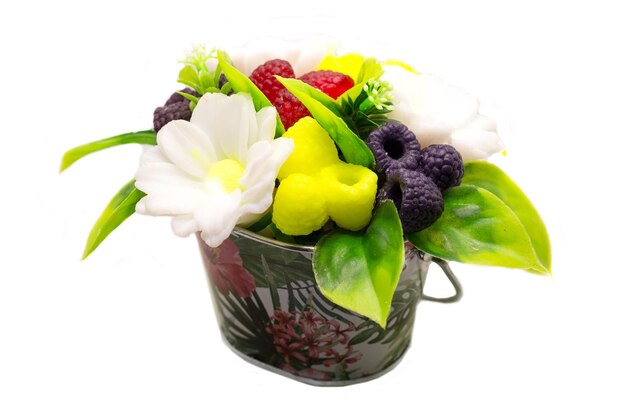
[366, 122, 464, 232]
[153, 88, 199, 132]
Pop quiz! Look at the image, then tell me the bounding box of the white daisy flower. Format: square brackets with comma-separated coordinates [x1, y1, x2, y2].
[135, 93, 294, 247]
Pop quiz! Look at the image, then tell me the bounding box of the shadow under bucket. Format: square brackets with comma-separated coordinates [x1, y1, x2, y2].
[197, 228, 461, 386]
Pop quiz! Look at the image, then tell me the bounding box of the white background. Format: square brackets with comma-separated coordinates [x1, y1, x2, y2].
[1, 0, 625, 416]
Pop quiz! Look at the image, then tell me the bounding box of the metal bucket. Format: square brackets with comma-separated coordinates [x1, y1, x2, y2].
[198, 228, 461, 386]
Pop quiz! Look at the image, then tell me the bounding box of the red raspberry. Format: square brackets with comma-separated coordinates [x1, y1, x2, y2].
[299, 70, 355, 99]
[274, 89, 311, 129]
[250, 59, 296, 104]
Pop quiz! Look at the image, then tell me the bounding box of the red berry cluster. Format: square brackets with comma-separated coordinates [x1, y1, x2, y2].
[250, 59, 355, 129]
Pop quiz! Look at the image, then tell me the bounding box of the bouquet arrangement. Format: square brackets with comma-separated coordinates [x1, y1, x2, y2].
[62, 38, 551, 330]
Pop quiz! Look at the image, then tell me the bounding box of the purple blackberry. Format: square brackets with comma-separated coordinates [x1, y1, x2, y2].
[153, 101, 192, 132]
[366, 122, 421, 175]
[378, 169, 443, 233]
[153, 89, 199, 132]
[420, 144, 464, 191]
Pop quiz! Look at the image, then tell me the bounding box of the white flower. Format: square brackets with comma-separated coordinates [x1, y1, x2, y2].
[134, 93, 294, 247]
[228, 36, 338, 77]
[384, 65, 505, 161]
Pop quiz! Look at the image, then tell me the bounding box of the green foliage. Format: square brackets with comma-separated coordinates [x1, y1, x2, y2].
[313, 201, 405, 327]
[60, 130, 156, 172]
[177, 46, 222, 95]
[462, 161, 552, 274]
[407, 185, 548, 274]
[339, 79, 393, 139]
[277, 77, 375, 168]
[82, 180, 145, 259]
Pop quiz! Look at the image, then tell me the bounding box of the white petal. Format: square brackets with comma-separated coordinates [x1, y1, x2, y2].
[289, 37, 338, 76]
[464, 114, 498, 132]
[239, 141, 274, 187]
[239, 138, 294, 221]
[157, 120, 217, 178]
[171, 215, 200, 237]
[135, 162, 206, 215]
[391, 101, 453, 147]
[410, 74, 479, 129]
[195, 191, 242, 247]
[135, 162, 204, 194]
[254, 106, 278, 147]
[191, 93, 255, 161]
[385, 68, 480, 130]
[135, 198, 147, 214]
[139, 146, 167, 166]
[451, 129, 505, 161]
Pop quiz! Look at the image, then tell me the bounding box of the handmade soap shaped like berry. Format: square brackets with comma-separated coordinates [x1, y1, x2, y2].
[274, 89, 311, 129]
[153, 88, 199, 132]
[378, 169, 444, 233]
[278, 117, 339, 180]
[366, 122, 422, 174]
[318, 162, 378, 231]
[272, 174, 329, 236]
[420, 144, 464, 191]
[299, 70, 355, 99]
[250, 59, 296, 104]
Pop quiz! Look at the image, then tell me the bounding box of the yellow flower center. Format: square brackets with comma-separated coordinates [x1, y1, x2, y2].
[207, 159, 245, 192]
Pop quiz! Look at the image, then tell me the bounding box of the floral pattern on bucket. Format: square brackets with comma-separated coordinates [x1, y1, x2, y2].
[200, 239, 256, 298]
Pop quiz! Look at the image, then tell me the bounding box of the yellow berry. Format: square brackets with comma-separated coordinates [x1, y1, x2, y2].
[317, 162, 378, 231]
[278, 117, 339, 180]
[272, 174, 329, 236]
[318, 53, 365, 82]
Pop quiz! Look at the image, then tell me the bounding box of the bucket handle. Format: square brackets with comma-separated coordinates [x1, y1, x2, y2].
[422, 258, 463, 304]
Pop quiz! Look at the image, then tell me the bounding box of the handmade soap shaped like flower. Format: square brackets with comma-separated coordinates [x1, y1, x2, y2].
[134, 92, 293, 248]
[61, 41, 551, 385]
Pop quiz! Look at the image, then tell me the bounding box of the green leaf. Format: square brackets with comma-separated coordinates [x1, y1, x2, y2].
[277, 77, 342, 116]
[407, 185, 547, 273]
[198, 70, 214, 92]
[82, 180, 145, 259]
[277, 77, 375, 168]
[177, 91, 199, 104]
[177, 65, 201, 92]
[216, 50, 285, 136]
[313, 200, 405, 328]
[461, 161, 552, 274]
[60, 130, 156, 172]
